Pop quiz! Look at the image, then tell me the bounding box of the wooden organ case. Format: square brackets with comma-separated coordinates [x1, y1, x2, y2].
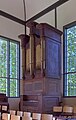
[19, 22, 62, 113]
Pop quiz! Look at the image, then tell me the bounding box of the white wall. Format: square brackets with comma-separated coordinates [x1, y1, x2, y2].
[0, 16, 24, 40]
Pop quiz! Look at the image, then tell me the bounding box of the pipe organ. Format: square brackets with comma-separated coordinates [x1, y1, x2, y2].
[19, 22, 62, 113]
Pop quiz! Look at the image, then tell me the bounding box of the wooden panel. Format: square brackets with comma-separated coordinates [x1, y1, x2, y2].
[23, 95, 38, 101]
[26, 48, 30, 71]
[21, 95, 41, 112]
[0, 93, 8, 102]
[0, 93, 9, 113]
[38, 23, 62, 43]
[23, 106, 38, 112]
[24, 80, 43, 93]
[34, 81, 43, 91]
[43, 96, 59, 113]
[25, 83, 33, 92]
[45, 39, 61, 78]
[36, 44, 41, 69]
[45, 79, 61, 95]
[23, 101, 38, 107]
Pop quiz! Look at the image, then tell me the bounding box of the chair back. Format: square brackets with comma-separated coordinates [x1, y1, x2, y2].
[63, 106, 73, 113]
[73, 106, 76, 114]
[32, 113, 41, 120]
[2, 105, 8, 111]
[62, 106, 73, 116]
[2, 113, 10, 120]
[42, 114, 53, 120]
[9, 110, 16, 115]
[53, 106, 62, 116]
[17, 111, 23, 117]
[11, 115, 20, 120]
[73, 106, 76, 118]
[0, 105, 1, 111]
[53, 106, 62, 112]
[24, 112, 31, 117]
[22, 116, 32, 120]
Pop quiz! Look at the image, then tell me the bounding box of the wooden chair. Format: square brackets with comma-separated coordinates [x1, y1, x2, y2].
[73, 106, 76, 118]
[17, 111, 23, 117]
[0, 105, 1, 111]
[0, 112, 1, 120]
[53, 106, 62, 116]
[62, 106, 73, 117]
[42, 114, 53, 120]
[2, 105, 8, 112]
[24, 112, 31, 117]
[9, 110, 16, 115]
[11, 115, 20, 120]
[52, 117, 56, 120]
[32, 113, 41, 120]
[22, 116, 32, 120]
[0, 93, 9, 113]
[2, 113, 10, 120]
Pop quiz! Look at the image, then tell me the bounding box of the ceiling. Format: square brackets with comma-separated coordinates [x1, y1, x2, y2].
[0, 0, 57, 21]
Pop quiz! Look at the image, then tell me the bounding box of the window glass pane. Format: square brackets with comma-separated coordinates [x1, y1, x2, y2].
[10, 42, 17, 78]
[67, 73, 76, 96]
[10, 79, 19, 97]
[67, 26, 76, 72]
[0, 78, 7, 94]
[0, 39, 7, 77]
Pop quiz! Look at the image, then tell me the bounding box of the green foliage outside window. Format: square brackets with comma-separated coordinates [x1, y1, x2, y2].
[0, 36, 20, 97]
[64, 25, 76, 96]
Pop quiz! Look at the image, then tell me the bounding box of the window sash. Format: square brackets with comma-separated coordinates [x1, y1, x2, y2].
[0, 36, 20, 97]
[63, 22, 76, 97]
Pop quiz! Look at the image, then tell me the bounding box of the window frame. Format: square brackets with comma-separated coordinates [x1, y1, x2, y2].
[63, 21, 76, 97]
[0, 35, 20, 98]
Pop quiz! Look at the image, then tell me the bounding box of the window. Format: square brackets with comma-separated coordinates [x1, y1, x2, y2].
[63, 22, 76, 96]
[0, 36, 20, 97]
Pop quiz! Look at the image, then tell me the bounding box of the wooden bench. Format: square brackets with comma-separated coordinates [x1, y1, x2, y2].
[0, 93, 9, 113]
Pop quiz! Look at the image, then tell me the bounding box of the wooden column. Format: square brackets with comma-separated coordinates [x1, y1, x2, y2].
[40, 37, 45, 76]
[18, 34, 29, 79]
[29, 34, 35, 77]
[27, 22, 38, 78]
[37, 24, 45, 76]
